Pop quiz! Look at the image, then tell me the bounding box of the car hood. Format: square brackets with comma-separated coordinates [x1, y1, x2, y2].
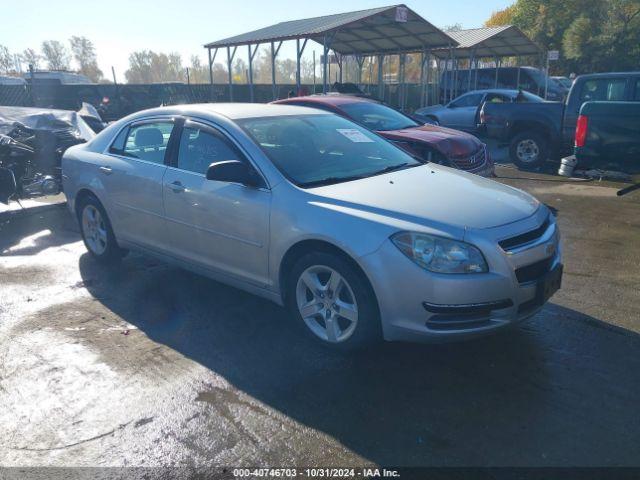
[307, 164, 539, 233]
[379, 124, 481, 157]
[415, 105, 445, 116]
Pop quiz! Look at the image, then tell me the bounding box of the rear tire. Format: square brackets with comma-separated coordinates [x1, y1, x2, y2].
[77, 195, 125, 264]
[286, 251, 381, 351]
[509, 131, 548, 169]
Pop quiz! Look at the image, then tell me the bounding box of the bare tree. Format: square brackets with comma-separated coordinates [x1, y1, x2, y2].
[69, 36, 103, 81]
[42, 40, 70, 70]
[20, 48, 42, 70]
[0, 45, 13, 73]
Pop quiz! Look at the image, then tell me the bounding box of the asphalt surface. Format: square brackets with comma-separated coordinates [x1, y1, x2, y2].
[1, 166, 639, 468]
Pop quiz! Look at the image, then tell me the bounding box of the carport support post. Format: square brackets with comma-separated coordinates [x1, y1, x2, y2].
[420, 50, 426, 106]
[377, 54, 384, 101]
[447, 44, 453, 102]
[248, 44, 258, 102]
[494, 56, 500, 88]
[399, 53, 406, 111]
[517, 60, 521, 89]
[322, 35, 329, 94]
[453, 58, 458, 99]
[208, 48, 218, 102]
[295, 38, 308, 95]
[271, 41, 282, 100]
[356, 55, 365, 87]
[207, 48, 213, 86]
[468, 50, 476, 92]
[472, 57, 476, 90]
[227, 46, 237, 102]
[435, 58, 441, 103]
[425, 51, 431, 106]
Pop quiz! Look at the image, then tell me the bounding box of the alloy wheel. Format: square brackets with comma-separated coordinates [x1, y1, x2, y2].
[295, 265, 358, 343]
[82, 205, 108, 255]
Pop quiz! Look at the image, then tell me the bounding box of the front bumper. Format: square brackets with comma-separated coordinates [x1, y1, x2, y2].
[360, 209, 561, 342]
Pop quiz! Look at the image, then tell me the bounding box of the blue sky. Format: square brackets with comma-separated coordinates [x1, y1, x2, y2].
[4, 0, 513, 81]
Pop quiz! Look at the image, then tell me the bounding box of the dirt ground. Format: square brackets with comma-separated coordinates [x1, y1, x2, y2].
[1, 166, 639, 469]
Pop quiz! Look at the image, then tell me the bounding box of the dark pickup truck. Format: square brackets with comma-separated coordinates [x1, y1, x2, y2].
[573, 101, 640, 172]
[480, 71, 640, 168]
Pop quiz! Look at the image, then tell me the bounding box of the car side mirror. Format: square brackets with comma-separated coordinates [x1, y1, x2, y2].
[206, 160, 261, 188]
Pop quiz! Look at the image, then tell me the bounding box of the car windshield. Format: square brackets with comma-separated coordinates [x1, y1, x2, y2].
[339, 102, 419, 131]
[238, 114, 421, 188]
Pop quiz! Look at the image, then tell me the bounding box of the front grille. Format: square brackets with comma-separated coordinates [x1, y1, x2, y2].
[451, 144, 487, 171]
[499, 217, 550, 251]
[515, 257, 553, 284]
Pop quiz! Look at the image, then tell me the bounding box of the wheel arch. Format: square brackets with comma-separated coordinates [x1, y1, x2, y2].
[74, 188, 101, 219]
[278, 239, 379, 312]
[509, 121, 556, 146]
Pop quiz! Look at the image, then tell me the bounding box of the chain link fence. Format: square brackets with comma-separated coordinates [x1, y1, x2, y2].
[0, 82, 439, 121]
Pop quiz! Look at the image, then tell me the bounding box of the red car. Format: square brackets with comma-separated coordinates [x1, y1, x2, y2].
[272, 95, 494, 177]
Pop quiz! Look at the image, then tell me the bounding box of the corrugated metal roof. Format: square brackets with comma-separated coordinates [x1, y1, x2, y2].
[446, 26, 512, 48]
[204, 4, 455, 54]
[434, 25, 541, 58]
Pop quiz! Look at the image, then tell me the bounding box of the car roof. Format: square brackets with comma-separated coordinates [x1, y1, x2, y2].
[461, 89, 521, 96]
[125, 103, 326, 121]
[576, 71, 640, 80]
[275, 94, 378, 107]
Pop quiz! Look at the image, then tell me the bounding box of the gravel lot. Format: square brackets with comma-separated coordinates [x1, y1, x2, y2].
[1, 166, 639, 468]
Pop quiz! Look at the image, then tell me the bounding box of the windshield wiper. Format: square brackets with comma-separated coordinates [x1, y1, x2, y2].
[369, 162, 413, 176]
[299, 163, 416, 188]
[299, 174, 367, 188]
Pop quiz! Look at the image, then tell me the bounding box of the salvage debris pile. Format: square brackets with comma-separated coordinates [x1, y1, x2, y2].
[0, 105, 99, 204]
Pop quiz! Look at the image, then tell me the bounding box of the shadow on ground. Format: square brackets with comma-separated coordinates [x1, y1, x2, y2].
[0, 204, 75, 256]
[77, 251, 640, 466]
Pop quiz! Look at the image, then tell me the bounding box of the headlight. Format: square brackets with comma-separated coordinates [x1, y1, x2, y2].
[391, 232, 488, 274]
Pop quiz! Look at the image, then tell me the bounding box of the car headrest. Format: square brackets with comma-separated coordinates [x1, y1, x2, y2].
[134, 127, 163, 147]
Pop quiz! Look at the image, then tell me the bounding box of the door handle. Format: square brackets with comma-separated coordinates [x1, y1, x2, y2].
[98, 166, 113, 175]
[169, 180, 186, 193]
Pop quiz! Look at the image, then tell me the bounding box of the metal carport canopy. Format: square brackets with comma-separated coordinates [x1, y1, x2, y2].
[432, 25, 543, 103]
[203, 4, 458, 102]
[432, 25, 541, 59]
[204, 4, 455, 55]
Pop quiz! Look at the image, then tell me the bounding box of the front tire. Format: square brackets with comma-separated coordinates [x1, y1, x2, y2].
[77, 196, 125, 263]
[286, 252, 381, 350]
[509, 131, 548, 169]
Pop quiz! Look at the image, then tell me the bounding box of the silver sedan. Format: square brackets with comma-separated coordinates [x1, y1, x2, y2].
[62, 104, 562, 349]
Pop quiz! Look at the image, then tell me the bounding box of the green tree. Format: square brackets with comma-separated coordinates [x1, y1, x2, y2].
[124, 50, 185, 83]
[485, 0, 640, 73]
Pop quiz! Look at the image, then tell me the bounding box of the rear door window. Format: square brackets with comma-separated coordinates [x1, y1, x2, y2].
[579, 78, 627, 102]
[485, 93, 510, 104]
[121, 121, 174, 164]
[451, 93, 484, 108]
[634, 78, 640, 101]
